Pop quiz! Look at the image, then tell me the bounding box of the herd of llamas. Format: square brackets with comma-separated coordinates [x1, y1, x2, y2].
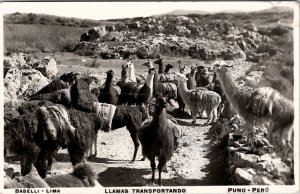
[4, 57, 294, 187]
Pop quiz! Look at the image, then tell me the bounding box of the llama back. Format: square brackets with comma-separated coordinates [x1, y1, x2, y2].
[189, 89, 221, 110]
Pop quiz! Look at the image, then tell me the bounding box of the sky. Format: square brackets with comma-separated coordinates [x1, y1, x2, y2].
[0, 1, 296, 20]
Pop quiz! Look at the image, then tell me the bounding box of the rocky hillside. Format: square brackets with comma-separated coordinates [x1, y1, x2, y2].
[4, 7, 294, 98]
[74, 9, 293, 62]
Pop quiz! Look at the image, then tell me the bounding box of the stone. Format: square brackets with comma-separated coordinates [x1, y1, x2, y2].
[233, 152, 259, 168]
[258, 176, 276, 185]
[227, 146, 238, 153]
[271, 158, 291, 176]
[246, 168, 256, 175]
[238, 146, 252, 152]
[29, 57, 58, 79]
[229, 165, 236, 176]
[237, 40, 247, 51]
[21, 74, 50, 98]
[4, 167, 14, 179]
[4, 68, 22, 99]
[258, 154, 273, 162]
[4, 53, 27, 69]
[254, 139, 265, 148]
[253, 162, 266, 170]
[17, 68, 50, 98]
[256, 43, 277, 56]
[234, 168, 254, 185]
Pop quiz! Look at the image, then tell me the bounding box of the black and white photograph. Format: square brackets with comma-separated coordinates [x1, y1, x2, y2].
[0, 1, 299, 193]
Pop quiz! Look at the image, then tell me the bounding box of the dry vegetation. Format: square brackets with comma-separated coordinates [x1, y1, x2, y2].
[4, 24, 84, 53]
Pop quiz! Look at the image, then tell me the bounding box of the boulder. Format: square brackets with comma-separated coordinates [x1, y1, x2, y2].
[256, 43, 277, 56]
[233, 152, 259, 168]
[105, 25, 115, 32]
[271, 158, 291, 177]
[175, 26, 191, 34]
[29, 57, 58, 79]
[17, 68, 50, 98]
[156, 25, 164, 31]
[4, 68, 22, 99]
[257, 176, 276, 185]
[81, 26, 107, 42]
[3, 53, 27, 69]
[234, 168, 254, 185]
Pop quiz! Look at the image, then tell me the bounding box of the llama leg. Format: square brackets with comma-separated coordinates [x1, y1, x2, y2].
[162, 164, 168, 173]
[204, 109, 213, 125]
[158, 159, 166, 186]
[94, 135, 97, 156]
[34, 151, 49, 178]
[190, 107, 196, 125]
[129, 131, 140, 163]
[150, 158, 156, 185]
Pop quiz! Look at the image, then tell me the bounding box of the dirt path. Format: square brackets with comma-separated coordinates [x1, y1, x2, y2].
[49, 112, 229, 187]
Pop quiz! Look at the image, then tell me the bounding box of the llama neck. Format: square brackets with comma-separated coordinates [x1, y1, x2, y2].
[153, 73, 159, 87]
[129, 66, 136, 82]
[191, 70, 196, 78]
[217, 71, 238, 98]
[177, 80, 189, 93]
[158, 63, 164, 74]
[145, 73, 154, 89]
[217, 70, 249, 117]
[177, 80, 190, 104]
[153, 108, 167, 127]
[104, 76, 113, 88]
[121, 74, 129, 84]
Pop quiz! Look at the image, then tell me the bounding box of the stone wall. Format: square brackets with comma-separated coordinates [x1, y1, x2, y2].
[223, 117, 294, 185]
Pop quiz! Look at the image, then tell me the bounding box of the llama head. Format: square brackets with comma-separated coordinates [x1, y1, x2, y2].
[121, 64, 129, 76]
[179, 65, 186, 73]
[190, 66, 196, 74]
[175, 72, 188, 82]
[154, 57, 163, 65]
[127, 59, 134, 69]
[166, 64, 174, 69]
[106, 70, 114, 79]
[60, 72, 79, 85]
[142, 59, 153, 68]
[148, 67, 156, 75]
[213, 60, 232, 73]
[156, 97, 168, 109]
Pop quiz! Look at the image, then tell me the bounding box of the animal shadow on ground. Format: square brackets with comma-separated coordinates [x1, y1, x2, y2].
[175, 119, 202, 127]
[97, 167, 210, 187]
[199, 124, 230, 185]
[55, 153, 131, 164]
[168, 109, 191, 119]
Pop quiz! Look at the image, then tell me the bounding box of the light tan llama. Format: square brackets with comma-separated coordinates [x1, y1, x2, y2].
[213, 60, 294, 157]
[176, 73, 221, 125]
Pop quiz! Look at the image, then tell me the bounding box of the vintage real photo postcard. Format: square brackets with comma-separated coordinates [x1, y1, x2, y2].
[0, 1, 299, 194]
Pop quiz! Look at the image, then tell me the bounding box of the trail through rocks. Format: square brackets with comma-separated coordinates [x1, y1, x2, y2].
[51, 113, 229, 187]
